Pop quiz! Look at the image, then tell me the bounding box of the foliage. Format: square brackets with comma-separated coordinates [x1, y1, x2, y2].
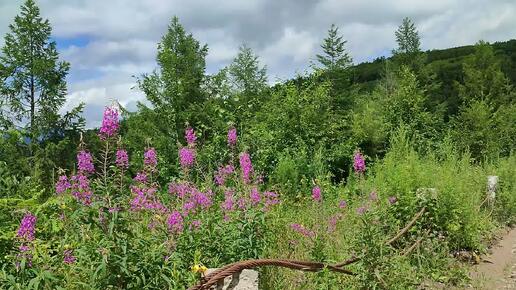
[1, 111, 280, 289]
[137, 16, 209, 141]
[316, 24, 352, 71]
[261, 130, 514, 289]
[392, 17, 422, 69]
[452, 42, 516, 160]
[0, 0, 83, 140]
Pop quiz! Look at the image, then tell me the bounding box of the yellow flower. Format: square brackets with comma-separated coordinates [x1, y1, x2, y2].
[191, 264, 200, 273]
[200, 265, 208, 273]
[60, 204, 67, 209]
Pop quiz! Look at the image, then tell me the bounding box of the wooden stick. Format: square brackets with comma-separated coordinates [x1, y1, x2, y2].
[386, 207, 426, 245]
[403, 229, 430, 256]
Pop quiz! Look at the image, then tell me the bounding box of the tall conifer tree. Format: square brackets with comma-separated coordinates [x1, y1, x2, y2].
[0, 0, 74, 139]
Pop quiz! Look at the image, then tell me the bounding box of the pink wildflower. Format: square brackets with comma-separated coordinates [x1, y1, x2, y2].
[312, 186, 322, 202]
[167, 211, 183, 234]
[168, 182, 192, 199]
[263, 191, 280, 210]
[227, 127, 237, 147]
[190, 220, 201, 231]
[353, 151, 366, 174]
[98, 107, 119, 139]
[290, 223, 315, 238]
[356, 206, 368, 215]
[70, 174, 93, 205]
[133, 171, 147, 184]
[250, 187, 261, 206]
[214, 164, 235, 186]
[63, 249, 76, 264]
[16, 213, 37, 242]
[77, 150, 94, 173]
[185, 127, 196, 146]
[239, 152, 254, 184]
[115, 149, 129, 169]
[144, 148, 157, 169]
[55, 175, 71, 194]
[179, 147, 196, 168]
[327, 214, 343, 233]
[221, 191, 235, 211]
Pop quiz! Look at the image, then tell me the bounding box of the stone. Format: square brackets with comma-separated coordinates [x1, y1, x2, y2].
[416, 188, 438, 202]
[205, 269, 259, 290]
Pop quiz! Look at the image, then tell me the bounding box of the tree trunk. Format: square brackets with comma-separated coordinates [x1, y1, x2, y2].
[30, 75, 35, 136]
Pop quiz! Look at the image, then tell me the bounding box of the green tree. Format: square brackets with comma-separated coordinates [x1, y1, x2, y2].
[392, 17, 425, 71]
[452, 42, 516, 160]
[316, 24, 354, 110]
[228, 44, 267, 97]
[0, 0, 83, 193]
[393, 17, 421, 56]
[316, 24, 352, 71]
[456, 41, 514, 108]
[138, 16, 208, 139]
[352, 65, 440, 157]
[246, 73, 350, 182]
[0, 0, 73, 140]
[452, 100, 498, 160]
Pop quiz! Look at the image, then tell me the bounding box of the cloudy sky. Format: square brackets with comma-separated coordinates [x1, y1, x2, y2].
[1, 0, 515, 127]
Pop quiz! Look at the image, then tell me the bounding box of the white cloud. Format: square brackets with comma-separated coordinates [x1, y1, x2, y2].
[63, 80, 146, 127]
[261, 27, 317, 79]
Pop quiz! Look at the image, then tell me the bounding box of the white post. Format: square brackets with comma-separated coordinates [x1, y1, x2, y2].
[487, 176, 498, 205]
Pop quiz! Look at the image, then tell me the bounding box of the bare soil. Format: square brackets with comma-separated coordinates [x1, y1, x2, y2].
[469, 227, 516, 289]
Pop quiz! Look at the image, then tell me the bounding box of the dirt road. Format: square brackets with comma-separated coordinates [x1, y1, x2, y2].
[470, 227, 516, 289]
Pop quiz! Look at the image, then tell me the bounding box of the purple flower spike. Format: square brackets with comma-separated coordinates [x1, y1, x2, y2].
[116, 149, 129, 169]
[239, 152, 254, 184]
[353, 151, 366, 174]
[179, 147, 196, 168]
[55, 175, 71, 194]
[144, 148, 157, 168]
[185, 127, 196, 146]
[228, 127, 237, 147]
[77, 150, 95, 173]
[98, 106, 119, 139]
[312, 186, 322, 202]
[167, 211, 184, 234]
[17, 213, 37, 242]
[63, 249, 76, 264]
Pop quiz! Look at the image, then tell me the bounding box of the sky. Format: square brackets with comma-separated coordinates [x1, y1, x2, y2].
[1, 0, 515, 128]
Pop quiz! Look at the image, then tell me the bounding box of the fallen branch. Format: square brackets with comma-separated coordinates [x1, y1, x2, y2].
[402, 229, 430, 256]
[386, 207, 426, 245]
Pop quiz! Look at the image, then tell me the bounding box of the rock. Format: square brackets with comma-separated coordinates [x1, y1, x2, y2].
[205, 269, 259, 290]
[416, 188, 438, 202]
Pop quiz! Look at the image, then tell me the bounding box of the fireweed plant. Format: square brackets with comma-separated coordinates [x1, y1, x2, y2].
[2, 107, 280, 289]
